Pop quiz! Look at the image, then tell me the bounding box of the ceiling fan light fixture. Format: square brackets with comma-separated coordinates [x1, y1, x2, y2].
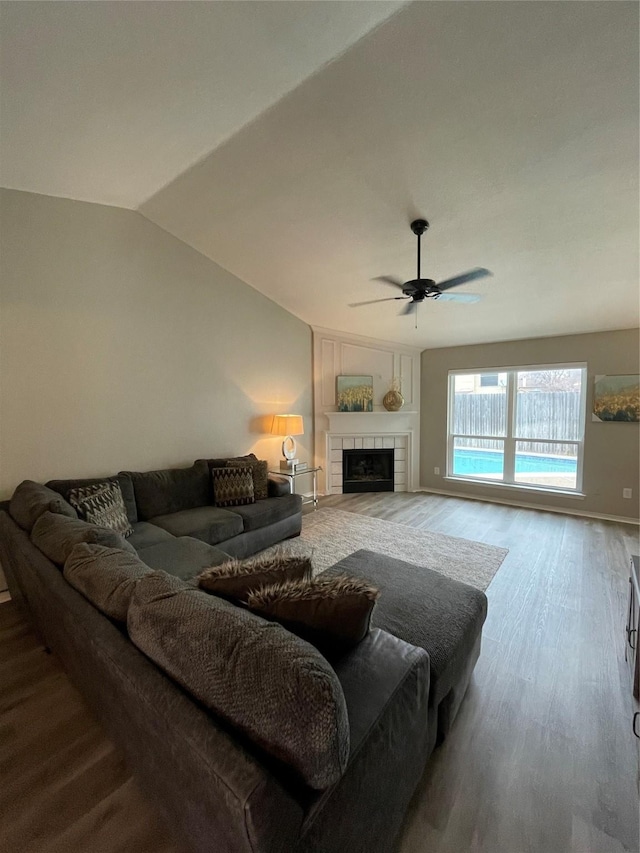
[350, 219, 493, 316]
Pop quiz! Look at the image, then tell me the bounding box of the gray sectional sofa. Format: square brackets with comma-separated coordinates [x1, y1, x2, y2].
[0, 458, 487, 853]
[44, 459, 303, 577]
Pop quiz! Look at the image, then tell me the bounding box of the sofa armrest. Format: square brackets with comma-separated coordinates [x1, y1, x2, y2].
[268, 475, 291, 498]
[300, 629, 431, 853]
[331, 629, 430, 760]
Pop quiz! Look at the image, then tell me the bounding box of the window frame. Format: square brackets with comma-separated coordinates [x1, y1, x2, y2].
[446, 363, 587, 495]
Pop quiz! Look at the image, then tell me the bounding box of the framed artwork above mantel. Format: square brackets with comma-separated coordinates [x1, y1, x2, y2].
[336, 375, 373, 412]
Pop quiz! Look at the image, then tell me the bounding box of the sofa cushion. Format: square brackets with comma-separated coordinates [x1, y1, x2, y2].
[197, 551, 312, 600]
[128, 571, 350, 789]
[125, 462, 209, 521]
[136, 537, 230, 580]
[31, 510, 137, 566]
[47, 473, 138, 525]
[9, 480, 78, 532]
[126, 521, 175, 550]
[327, 550, 488, 711]
[68, 480, 133, 537]
[247, 575, 380, 656]
[331, 628, 430, 761]
[148, 506, 243, 545]
[227, 494, 301, 532]
[63, 542, 152, 621]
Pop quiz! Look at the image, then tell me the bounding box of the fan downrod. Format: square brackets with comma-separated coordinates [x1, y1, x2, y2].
[410, 219, 429, 236]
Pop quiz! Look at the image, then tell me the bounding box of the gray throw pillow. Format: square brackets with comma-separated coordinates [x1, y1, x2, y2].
[247, 575, 380, 655]
[64, 542, 152, 621]
[9, 480, 77, 532]
[211, 466, 255, 507]
[69, 480, 133, 537]
[128, 571, 349, 789]
[31, 510, 137, 566]
[197, 551, 312, 601]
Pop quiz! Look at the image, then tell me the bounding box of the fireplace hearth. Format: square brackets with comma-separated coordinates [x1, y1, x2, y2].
[342, 448, 394, 493]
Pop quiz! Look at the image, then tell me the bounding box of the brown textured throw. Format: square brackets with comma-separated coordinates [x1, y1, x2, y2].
[247, 575, 380, 654]
[198, 550, 312, 601]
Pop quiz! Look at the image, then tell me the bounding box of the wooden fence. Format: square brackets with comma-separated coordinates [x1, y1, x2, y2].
[453, 392, 581, 457]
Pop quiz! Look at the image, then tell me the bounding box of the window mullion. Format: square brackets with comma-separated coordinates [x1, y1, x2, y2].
[503, 370, 516, 483]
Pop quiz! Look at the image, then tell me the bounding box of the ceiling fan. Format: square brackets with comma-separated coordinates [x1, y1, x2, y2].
[349, 219, 492, 317]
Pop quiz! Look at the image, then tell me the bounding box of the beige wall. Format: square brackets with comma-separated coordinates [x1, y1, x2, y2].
[420, 329, 640, 521]
[0, 189, 313, 499]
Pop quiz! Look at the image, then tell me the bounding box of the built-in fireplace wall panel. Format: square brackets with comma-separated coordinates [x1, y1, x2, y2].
[312, 327, 422, 495]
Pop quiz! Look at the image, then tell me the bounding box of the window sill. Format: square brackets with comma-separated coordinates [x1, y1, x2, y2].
[444, 476, 586, 500]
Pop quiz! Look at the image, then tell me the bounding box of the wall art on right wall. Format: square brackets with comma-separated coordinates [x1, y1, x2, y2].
[592, 374, 640, 422]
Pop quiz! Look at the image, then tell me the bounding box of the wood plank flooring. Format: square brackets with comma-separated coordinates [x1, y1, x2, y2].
[1, 493, 638, 853]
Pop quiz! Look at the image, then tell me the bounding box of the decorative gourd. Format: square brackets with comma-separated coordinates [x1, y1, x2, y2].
[383, 378, 404, 412]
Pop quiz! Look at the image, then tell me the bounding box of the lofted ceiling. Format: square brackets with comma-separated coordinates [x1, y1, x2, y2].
[0, 0, 404, 206]
[2, 1, 638, 349]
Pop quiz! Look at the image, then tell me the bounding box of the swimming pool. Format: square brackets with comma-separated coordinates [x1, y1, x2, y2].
[453, 448, 577, 476]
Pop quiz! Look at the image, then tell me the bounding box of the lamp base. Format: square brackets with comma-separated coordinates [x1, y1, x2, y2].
[280, 459, 299, 471]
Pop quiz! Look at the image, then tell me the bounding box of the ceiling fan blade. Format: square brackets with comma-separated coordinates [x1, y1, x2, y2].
[372, 275, 406, 291]
[436, 292, 482, 303]
[437, 268, 492, 291]
[400, 300, 416, 316]
[348, 296, 408, 308]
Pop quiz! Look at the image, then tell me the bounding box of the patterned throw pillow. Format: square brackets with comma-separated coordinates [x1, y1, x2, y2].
[247, 575, 380, 655]
[227, 457, 269, 500]
[69, 480, 133, 537]
[212, 466, 255, 507]
[197, 551, 312, 601]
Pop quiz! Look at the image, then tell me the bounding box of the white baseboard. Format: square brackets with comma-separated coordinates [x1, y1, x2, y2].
[416, 485, 640, 526]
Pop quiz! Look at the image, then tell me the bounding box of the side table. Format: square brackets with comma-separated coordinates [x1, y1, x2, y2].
[269, 466, 322, 508]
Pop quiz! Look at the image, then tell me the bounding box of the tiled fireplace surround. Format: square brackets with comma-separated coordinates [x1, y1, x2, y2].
[323, 412, 416, 495]
[328, 434, 408, 493]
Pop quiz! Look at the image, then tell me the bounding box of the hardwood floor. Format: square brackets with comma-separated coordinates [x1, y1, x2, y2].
[1, 493, 638, 853]
[0, 600, 185, 853]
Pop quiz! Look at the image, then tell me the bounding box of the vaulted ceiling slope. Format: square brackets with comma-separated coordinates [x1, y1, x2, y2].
[0, 0, 405, 207]
[2, 2, 638, 349]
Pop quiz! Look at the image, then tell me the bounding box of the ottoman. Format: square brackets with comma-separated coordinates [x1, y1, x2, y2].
[327, 549, 488, 747]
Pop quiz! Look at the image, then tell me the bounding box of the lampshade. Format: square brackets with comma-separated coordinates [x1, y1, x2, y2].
[271, 414, 304, 437]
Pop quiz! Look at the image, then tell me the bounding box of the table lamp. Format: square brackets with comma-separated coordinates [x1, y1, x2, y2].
[271, 414, 304, 470]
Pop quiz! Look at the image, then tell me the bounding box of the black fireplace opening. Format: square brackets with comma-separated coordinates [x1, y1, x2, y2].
[343, 448, 394, 493]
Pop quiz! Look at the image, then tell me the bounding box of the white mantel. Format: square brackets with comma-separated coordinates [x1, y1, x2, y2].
[326, 410, 418, 433]
[312, 327, 422, 494]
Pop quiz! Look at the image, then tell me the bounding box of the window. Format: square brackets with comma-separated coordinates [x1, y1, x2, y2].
[447, 365, 586, 493]
[480, 373, 499, 387]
